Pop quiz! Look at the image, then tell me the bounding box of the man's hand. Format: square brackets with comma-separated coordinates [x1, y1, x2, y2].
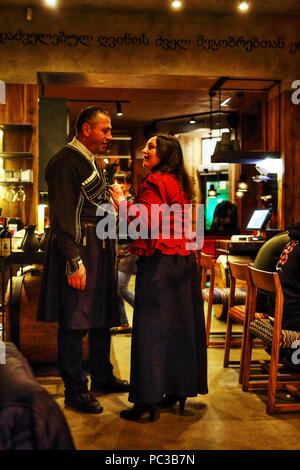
[67, 263, 86, 290]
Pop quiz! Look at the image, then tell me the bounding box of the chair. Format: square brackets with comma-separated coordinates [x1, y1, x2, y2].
[200, 252, 247, 347]
[223, 261, 252, 383]
[242, 266, 300, 414]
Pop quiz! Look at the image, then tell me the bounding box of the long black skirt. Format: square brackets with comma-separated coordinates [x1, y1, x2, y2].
[128, 251, 208, 404]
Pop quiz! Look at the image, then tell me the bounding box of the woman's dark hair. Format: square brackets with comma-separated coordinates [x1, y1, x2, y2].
[75, 106, 110, 134]
[287, 222, 300, 240]
[151, 133, 194, 201]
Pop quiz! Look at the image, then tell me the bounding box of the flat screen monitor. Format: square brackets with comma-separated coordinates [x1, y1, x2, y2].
[246, 209, 272, 231]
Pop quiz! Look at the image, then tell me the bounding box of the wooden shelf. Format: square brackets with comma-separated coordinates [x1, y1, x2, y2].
[0, 180, 33, 185]
[0, 123, 33, 131]
[0, 84, 39, 225]
[0, 152, 33, 159]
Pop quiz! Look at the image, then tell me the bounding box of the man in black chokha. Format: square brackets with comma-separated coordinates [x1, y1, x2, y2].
[38, 107, 129, 413]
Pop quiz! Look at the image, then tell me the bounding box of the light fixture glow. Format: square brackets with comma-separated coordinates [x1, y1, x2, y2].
[208, 184, 217, 198]
[116, 102, 123, 117]
[189, 117, 196, 124]
[171, 0, 182, 9]
[26, 6, 33, 21]
[236, 190, 245, 198]
[44, 0, 57, 7]
[238, 0, 249, 12]
[237, 181, 248, 191]
[37, 204, 46, 233]
[221, 97, 231, 107]
[237, 174, 248, 192]
[259, 158, 283, 175]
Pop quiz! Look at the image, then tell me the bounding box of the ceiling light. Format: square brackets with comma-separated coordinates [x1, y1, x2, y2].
[208, 184, 217, 198]
[237, 174, 248, 191]
[44, 0, 57, 6]
[221, 97, 231, 107]
[116, 102, 123, 117]
[257, 158, 283, 175]
[236, 190, 245, 198]
[237, 181, 248, 191]
[189, 117, 196, 124]
[171, 0, 182, 9]
[238, 0, 250, 12]
[252, 175, 271, 183]
[26, 6, 33, 21]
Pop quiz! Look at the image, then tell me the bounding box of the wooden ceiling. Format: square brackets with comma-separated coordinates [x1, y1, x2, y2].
[38, 72, 279, 132]
[7, 0, 287, 132]
[39, 73, 219, 128]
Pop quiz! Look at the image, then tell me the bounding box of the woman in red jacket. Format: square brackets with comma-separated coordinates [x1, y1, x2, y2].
[110, 134, 208, 421]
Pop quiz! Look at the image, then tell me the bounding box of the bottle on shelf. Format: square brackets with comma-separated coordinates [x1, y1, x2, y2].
[0, 217, 12, 257]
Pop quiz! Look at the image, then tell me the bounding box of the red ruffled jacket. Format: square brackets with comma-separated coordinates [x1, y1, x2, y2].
[119, 172, 195, 256]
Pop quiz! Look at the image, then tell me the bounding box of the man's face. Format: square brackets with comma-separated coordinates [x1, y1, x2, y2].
[83, 113, 112, 155]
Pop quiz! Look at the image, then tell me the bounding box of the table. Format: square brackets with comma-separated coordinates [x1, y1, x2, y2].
[0, 250, 45, 344]
[214, 239, 265, 286]
[214, 239, 265, 257]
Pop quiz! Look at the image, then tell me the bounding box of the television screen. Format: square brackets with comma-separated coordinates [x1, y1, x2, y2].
[246, 209, 272, 231]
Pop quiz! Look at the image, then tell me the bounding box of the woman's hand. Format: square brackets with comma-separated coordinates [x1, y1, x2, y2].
[67, 263, 86, 290]
[109, 183, 125, 213]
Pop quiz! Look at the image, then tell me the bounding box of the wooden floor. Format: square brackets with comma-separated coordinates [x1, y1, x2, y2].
[33, 286, 300, 451]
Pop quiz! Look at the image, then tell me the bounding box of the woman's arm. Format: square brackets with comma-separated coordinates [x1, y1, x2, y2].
[110, 175, 167, 239]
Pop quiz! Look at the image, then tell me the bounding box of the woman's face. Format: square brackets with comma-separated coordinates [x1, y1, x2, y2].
[142, 136, 161, 171]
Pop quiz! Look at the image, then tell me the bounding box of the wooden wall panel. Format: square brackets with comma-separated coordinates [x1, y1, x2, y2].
[0, 84, 38, 225]
[237, 86, 282, 231]
[281, 90, 300, 227]
[267, 85, 280, 152]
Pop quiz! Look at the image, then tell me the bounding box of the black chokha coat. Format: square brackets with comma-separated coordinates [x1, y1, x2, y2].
[37, 145, 120, 329]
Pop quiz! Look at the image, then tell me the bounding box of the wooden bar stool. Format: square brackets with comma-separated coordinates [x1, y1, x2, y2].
[223, 261, 251, 383]
[242, 266, 300, 414]
[200, 252, 246, 347]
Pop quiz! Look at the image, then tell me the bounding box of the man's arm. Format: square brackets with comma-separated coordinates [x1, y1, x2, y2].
[46, 157, 86, 289]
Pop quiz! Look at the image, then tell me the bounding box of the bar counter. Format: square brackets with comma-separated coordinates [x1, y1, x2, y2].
[215, 238, 265, 257]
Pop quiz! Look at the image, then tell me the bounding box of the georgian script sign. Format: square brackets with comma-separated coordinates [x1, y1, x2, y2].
[0, 29, 300, 54]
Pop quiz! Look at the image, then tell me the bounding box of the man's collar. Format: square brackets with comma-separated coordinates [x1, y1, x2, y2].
[68, 137, 95, 162]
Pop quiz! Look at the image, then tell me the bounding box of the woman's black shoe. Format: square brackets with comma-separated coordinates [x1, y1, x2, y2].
[158, 394, 186, 412]
[120, 404, 157, 422]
